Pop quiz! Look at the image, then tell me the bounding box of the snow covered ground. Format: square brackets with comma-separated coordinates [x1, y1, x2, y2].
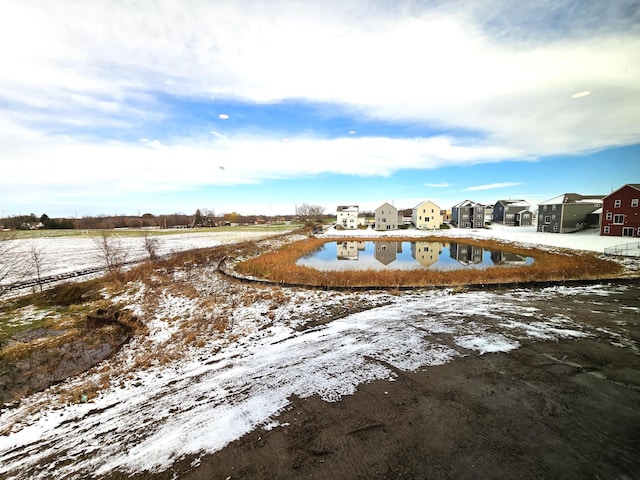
[1, 228, 291, 294]
[0, 227, 639, 479]
[1, 280, 637, 479]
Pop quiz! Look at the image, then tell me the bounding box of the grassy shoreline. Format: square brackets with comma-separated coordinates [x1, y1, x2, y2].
[235, 236, 623, 288]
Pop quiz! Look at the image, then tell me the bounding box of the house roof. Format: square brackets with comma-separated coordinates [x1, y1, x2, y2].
[496, 199, 529, 208]
[539, 193, 604, 205]
[412, 200, 441, 210]
[337, 205, 358, 212]
[453, 199, 484, 208]
[376, 202, 397, 211]
[604, 183, 640, 199]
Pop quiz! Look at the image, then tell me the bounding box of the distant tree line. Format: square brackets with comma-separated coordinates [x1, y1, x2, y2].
[0, 206, 332, 231]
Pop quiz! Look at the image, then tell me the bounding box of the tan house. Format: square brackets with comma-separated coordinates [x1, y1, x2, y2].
[374, 202, 400, 231]
[411, 241, 444, 268]
[412, 200, 442, 230]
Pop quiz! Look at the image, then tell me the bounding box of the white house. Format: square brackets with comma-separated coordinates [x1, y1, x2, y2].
[336, 205, 359, 229]
[412, 200, 442, 230]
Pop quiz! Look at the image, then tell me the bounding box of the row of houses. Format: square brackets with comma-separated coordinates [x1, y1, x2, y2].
[336, 183, 640, 238]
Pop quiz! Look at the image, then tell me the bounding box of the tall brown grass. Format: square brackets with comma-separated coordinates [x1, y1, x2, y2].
[235, 236, 623, 288]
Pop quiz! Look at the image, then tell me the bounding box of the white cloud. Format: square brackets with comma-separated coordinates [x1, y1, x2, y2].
[463, 182, 524, 191]
[1, 0, 638, 158]
[425, 182, 450, 188]
[0, 127, 522, 197]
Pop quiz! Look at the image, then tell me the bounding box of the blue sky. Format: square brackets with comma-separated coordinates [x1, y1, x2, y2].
[1, 0, 639, 218]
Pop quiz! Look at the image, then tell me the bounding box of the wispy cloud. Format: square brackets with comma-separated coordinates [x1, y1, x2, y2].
[425, 182, 450, 188]
[463, 182, 524, 191]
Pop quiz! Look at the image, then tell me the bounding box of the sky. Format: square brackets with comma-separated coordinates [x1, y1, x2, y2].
[1, 0, 640, 218]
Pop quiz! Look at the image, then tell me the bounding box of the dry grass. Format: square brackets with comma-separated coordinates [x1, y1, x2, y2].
[235, 236, 623, 288]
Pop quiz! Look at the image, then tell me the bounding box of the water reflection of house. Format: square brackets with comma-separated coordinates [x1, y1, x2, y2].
[375, 241, 401, 265]
[490, 251, 528, 265]
[449, 242, 483, 265]
[411, 241, 444, 268]
[336, 241, 365, 260]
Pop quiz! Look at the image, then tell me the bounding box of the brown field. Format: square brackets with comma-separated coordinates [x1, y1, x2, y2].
[235, 236, 623, 288]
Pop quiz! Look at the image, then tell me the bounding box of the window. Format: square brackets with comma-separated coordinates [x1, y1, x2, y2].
[604, 226, 610, 234]
[552, 205, 556, 211]
[632, 199, 639, 207]
[614, 199, 621, 208]
[544, 216, 551, 224]
[543, 205, 548, 211]
[552, 215, 556, 220]
[614, 214, 625, 224]
[606, 212, 612, 220]
[623, 227, 634, 237]
[553, 224, 558, 232]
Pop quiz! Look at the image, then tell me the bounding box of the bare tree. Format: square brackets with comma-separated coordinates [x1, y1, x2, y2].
[0, 230, 27, 286]
[29, 241, 46, 293]
[94, 232, 128, 277]
[142, 232, 161, 262]
[296, 203, 325, 225]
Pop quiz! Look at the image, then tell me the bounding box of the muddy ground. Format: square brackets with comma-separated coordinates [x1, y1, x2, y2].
[102, 284, 640, 480]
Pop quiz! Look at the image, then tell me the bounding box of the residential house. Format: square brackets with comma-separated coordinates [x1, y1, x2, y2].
[336, 205, 359, 229]
[374, 241, 401, 265]
[449, 242, 483, 265]
[601, 184, 640, 237]
[493, 200, 533, 226]
[537, 193, 604, 233]
[412, 200, 442, 230]
[451, 200, 486, 228]
[490, 251, 529, 266]
[440, 209, 452, 223]
[375, 202, 400, 231]
[484, 205, 494, 225]
[411, 241, 444, 268]
[336, 241, 365, 260]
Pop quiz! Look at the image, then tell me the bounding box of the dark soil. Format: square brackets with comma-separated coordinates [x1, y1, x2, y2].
[110, 284, 640, 480]
[0, 314, 132, 405]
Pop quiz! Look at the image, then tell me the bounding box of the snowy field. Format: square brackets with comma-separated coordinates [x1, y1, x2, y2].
[0, 228, 293, 295]
[0, 226, 639, 478]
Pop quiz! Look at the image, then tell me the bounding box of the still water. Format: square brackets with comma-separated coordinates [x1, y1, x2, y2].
[297, 241, 535, 271]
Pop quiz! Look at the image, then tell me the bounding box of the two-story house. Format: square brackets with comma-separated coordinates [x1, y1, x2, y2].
[493, 200, 533, 226]
[537, 193, 604, 233]
[411, 241, 444, 268]
[375, 202, 400, 231]
[451, 200, 486, 228]
[336, 205, 359, 229]
[412, 200, 442, 230]
[601, 184, 640, 237]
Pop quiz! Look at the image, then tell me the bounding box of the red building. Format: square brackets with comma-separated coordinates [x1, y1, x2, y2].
[601, 184, 640, 237]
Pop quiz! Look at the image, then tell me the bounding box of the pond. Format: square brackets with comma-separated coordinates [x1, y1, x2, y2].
[296, 241, 535, 271]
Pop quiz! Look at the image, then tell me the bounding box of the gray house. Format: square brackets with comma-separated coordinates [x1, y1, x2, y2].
[451, 200, 486, 228]
[537, 193, 604, 233]
[493, 200, 533, 226]
[374, 202, 400, 231]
